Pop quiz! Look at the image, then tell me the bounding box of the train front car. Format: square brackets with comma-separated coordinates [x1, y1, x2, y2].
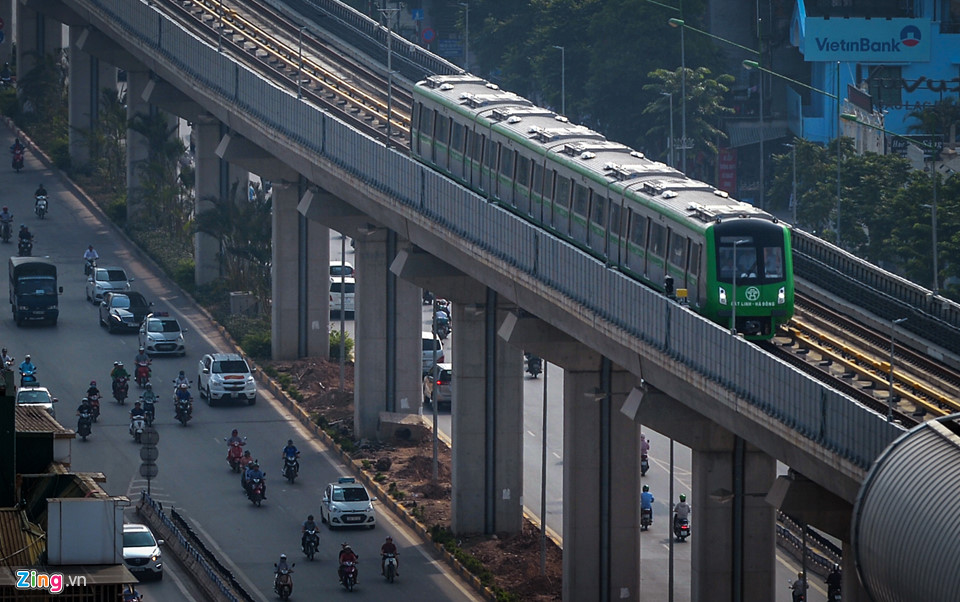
[704, 218, 793, 339]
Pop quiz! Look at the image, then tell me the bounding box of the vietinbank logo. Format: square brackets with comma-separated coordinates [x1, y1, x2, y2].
[900, 24, 922, 47]
[804, 18, 929, 61]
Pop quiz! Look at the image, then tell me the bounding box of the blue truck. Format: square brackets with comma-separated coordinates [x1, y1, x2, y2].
[9, 257, 62, 326]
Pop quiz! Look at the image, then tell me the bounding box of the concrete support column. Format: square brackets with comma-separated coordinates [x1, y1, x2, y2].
[449, 297, 524, 535]
[691, 440, 776, 602]
[1, 1, 14, 66]
[67, 28, 115, 165]
[562, 364, 643, 602]
[302, 215, 330, 358]
[271, 183, 300, 360]
[393, 271, 421, 413]
[353, 229, 389, 441]
[125, 69, 151, 218]
[16, 3, 62, 79]
[193, 114, 222, 285]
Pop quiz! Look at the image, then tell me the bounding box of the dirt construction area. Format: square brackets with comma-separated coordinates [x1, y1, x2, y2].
[269, 358, 562, 600]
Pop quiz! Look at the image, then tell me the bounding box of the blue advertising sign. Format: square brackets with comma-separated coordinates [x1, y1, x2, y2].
[411, 9, 424, 21]
[803, 18, 930, 62]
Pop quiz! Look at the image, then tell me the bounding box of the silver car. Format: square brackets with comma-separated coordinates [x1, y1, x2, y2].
[85, 266, 132, 304]
[139, 312, 187, 356]
[122, 523, 163, 580]
[422, 363, 453, 411]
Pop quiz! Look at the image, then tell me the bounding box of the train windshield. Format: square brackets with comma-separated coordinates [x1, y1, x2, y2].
[716, 235, 784, 284]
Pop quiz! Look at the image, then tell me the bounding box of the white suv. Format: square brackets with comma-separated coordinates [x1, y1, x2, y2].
[198, 353, 257, 406]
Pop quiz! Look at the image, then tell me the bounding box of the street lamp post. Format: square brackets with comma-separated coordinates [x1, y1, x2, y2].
[662, 92, 675, 167]
[459, 2, 470, 72]
[731, 239, 748, 335]
[840, 113, 941, 294]
[888, 317, 908, 422]
[552, 45, 565, 115]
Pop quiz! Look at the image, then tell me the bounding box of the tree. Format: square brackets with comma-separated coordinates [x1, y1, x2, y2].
[906, 97, 960, 146]
[127, 111, 189, 234]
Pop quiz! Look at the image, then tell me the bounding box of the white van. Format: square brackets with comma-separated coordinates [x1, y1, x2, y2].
[422, 331, 444, 374]
[330, 277, 356, 315]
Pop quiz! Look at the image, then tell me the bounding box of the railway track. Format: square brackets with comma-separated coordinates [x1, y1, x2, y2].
[764, 293, 960, 427]
[160, 0, 413, 146]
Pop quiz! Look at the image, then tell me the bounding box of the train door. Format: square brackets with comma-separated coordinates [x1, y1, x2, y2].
[552, 174, 572, 234]
[587, 192, 607, 255]
[420, 105, 435, 164]
[480, 138, 499, 195]
[470, 131, 485, 192]
[667, 230, 689, 292]
[498, 147, 515, 204]
[646, 221, 667, 284]
[570, 181, 590, 243]
[624, 211, 647, 276]
[515, 154, 533, 215]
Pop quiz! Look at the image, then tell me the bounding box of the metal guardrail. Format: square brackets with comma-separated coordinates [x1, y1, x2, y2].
[139, 491, 254, 602]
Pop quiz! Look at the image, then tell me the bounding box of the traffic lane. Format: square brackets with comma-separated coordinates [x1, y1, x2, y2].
[520, 365, 564, 541]
[1, 136, 479, 600]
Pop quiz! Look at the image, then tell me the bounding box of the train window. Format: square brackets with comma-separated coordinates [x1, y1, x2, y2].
[629, 214, 647, 246]
[470, 132, 483, 161]
[485, 141, 499, 170]
[436, 115, 450, 145]
[543, 170, 556, 200]
[555, 176, 571, 208]
[452, 122, 464, 154]
[517, 155, 531, 188]
[762, 246, 784, 279]
[609, 202, 623, 237]
[591, 196, 606, 226]
[532, 163, 544, 194]
[573, 183, 590, 217]
[669, 232, 688, 268]
[689, 243, 701, 276]
[420, 106, 435, 137]
[649, 223, 666, 257]
[500, 148, 515, 177]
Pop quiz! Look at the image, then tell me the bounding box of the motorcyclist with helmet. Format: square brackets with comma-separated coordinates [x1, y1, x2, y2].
[134, 347, 151, 378]
[34, 183, 47, 199]
[381, 535, 399, 577]
[173, 370, 190, 390]
[825, 564, 842, 599]
[338, 542, 359, 584]
[0, 206, 12, 242]
[1, 348, 13, 367]
[243, 460, 266, 499]
[791, 571, 808, 602]
[673, 493, 691, 533]
[640, 484, 655, 523]
[275, 553, 291, 575]
[18, 225, 33, 253]
[174, 382, 193, 420]
[282, 439, 300, 474]
[76, 397, 93, 415]
[86, 380, 100, 399]
[19, 354, 37, 385]
[110, 361, 129, 400]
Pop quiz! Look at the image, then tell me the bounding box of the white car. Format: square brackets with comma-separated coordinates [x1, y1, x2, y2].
[329, 276, 356, 315]
[320, 477, 377, 529]
[198, 353, 257, 405]
[85, 266, 132, 304]
[122, 523, 163, 580]
[329, 260, 356, 278]
[139, 312, 187, 356]
[15, 386, 57, 418]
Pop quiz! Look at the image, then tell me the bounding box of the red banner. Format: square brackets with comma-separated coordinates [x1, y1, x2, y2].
[717, 147, 737, 194]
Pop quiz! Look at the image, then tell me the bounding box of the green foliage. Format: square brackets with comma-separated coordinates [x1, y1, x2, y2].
[0, 87, 18, 116]
[329, 329, 355, 361]
[103, 196, 128, 226]
[361, 459, 372, 470]
[373, 473, 387, 483]
[240, 330, 272, 359]
[391, 490, 406, 501]
[172, 258, 196, 293]
[263, 366, 278, 378]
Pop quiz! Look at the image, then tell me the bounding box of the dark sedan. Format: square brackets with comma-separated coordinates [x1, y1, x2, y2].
[99, 291, 152, 333]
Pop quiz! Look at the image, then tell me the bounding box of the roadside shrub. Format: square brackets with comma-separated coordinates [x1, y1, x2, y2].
[329, 329, 354, 361]
[240, 329, 271, 359]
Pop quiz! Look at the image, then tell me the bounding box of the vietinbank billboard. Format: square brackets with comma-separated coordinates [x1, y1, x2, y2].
[803, 18, 929, 62]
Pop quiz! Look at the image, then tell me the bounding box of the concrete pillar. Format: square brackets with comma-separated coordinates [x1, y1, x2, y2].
[448, 297, 524, 535]
[67, 27, 116, 165]
[1, 0, 14, 66]
[562, 363, 643, 602]
[193, 114, 222, 285]
[303, 216, 330, 358]
[353, 229, 389, 441]
[15, 3, 62, 79]
[271, 183, 300, 360]
[125, 69, 151, 217]
[393, 271, 422, 413]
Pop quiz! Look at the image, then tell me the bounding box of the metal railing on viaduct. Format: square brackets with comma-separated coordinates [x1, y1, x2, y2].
[64, 0, 907, 502]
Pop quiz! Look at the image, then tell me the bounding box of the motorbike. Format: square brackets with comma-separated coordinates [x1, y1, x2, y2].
[19, 367, 37, 387]
[247, 476, 265, 506]
[17, 238, 32, 257]
[226, 438, 247, 472]
[0, 219, 11, 243]
[641, 454, 649, 477]
[434, 317, 451, 340]
[340, 560, 358, 591]
[175, 398, 192, 426]
[640, 507, 652, 531]
[273, 564, 294, 600]
[113, 376, 129, 405]
[88, 393, 101, 422]
[828, 589, 841, 602]
[84, 257, 97, 276]
[789, 580, 807, 602]
[77, 410, 93, 441]
[34, 195, 47, 219]
[283, 453, 300, 483]
[12, 149, 23, 173]
[122, 587, 143, 602]
[383, 553, 398, 583]
[673, 517, 690, 542]
[130, 415, 145, 443]
[142, 397, 155, 427]
[302, 528, 319, 561]
[525, 353, 542, 378]
[135, 362, 151, 388]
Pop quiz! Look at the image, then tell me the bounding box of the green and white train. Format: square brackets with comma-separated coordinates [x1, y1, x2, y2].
[410, 75, 793, 339]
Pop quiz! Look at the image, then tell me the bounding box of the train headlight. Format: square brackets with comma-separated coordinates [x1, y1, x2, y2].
[778, 287, 785, 304]
[718, 287, 727, 305]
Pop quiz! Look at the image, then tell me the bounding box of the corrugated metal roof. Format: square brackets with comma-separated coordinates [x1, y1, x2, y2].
[0, 508, 44, 566]
[15, 406, 70, 434]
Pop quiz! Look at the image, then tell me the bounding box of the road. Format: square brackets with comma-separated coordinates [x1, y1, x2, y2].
[2, 126, 480, 602]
